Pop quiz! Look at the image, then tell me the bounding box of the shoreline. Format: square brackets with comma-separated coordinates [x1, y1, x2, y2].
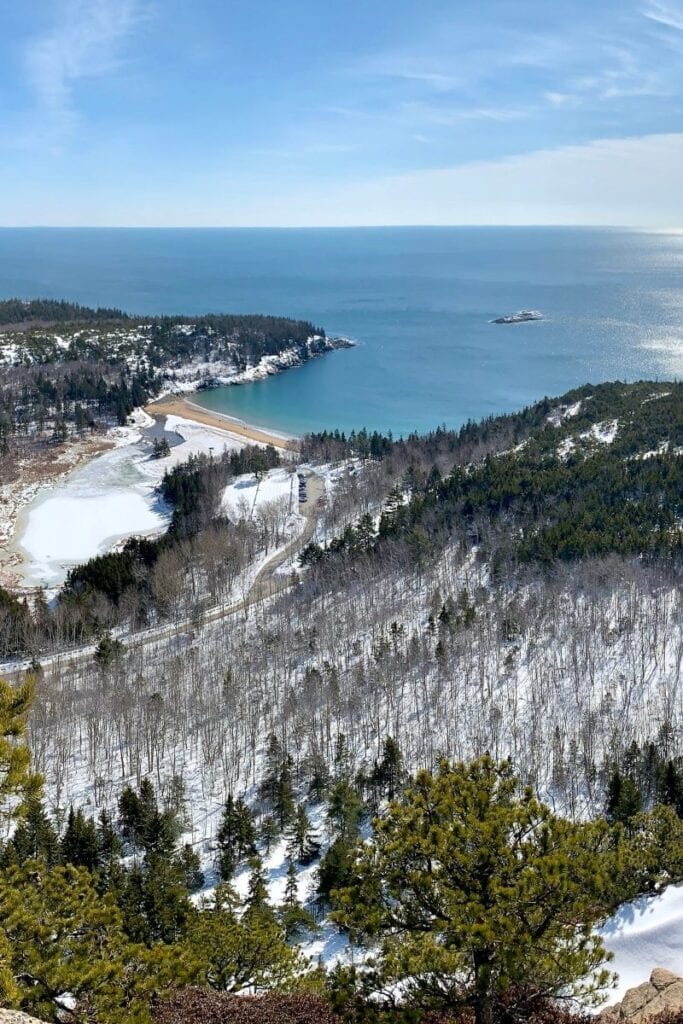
[1, 398, 299, 592]
[146, 396, 299, 452]
[0, 433, 118, 590]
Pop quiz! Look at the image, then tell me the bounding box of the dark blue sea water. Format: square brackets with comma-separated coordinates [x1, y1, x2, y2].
[1, 227, 681, 435]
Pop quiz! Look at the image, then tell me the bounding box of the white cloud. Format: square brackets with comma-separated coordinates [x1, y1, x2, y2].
[9, 129, 682, 228]
[199, 132, 683, 228]
[644, 1, 683, 32]
[24, 0, 147, 145]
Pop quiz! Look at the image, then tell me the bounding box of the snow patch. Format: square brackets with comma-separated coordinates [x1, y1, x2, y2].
[547, 401, 582, 428]
[599, 884, 683, 1006]
[582, 420, 619, 445]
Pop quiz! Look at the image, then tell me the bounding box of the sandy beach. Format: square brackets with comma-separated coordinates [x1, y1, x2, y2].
[146, 396, 299, 452]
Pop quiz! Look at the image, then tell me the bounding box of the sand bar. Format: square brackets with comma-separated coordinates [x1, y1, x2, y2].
[146, 396, 299, 452]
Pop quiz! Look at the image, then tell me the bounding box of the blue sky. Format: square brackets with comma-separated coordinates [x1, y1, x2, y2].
[1, 0, 683, 225]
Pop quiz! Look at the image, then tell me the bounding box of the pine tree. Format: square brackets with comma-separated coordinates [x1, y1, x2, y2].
[215, 794, 256, 880]
[0, 860, 197, 1022]
[258, 814, 279, 855]
[333, 733, 353, 783]
[657, 759, 683, 814]
[2, 796, 60, 866]
[327, 779, 363, 840]
[259, 733, 283, 805]
[187, 884, 304, 993]
[61, 806, 99, 870]
[317, 837, 356, 906]
[244, 855, 275, 925]
[305, 750, 330, 802]
[372, 736, 405, 801]
[179, 843, 205, 892]
[280, 858, 316, 941]
[97, 809, 122, 868]
[333, 756, 615, 1024]
[286, 804, 320, 865]
[606, 767, 643, 826]
[0, 676, 42, 821]
[274, 756, 296, 830]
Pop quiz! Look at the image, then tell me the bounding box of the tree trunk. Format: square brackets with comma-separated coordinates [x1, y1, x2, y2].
[473, 950, 495, 1024]
[475, 994, 495, 1024]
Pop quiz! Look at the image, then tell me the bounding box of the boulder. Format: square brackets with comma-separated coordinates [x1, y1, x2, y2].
[600, 969, 683, 1023]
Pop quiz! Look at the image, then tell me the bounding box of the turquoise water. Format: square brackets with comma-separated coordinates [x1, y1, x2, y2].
[1, 227, 681, 435]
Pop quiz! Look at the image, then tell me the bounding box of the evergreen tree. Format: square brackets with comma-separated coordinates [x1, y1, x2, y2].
[317, 837, 356, 907]
[657, 759, 683, 815]
[258, 814, 279, 855]
[0, 676, 42, 821]
[118, 779, 179, 858]
[327, 779, 363, 840]
[0, 860, 198, 1023]
[274, 756, 296, 831]
[244, 854, 274, 924]
[606, 767, 643, 826]
[371, 736, 405, 801]
[96, 809, 122, 870]
[286, 804, 320, 865]
[179, 843, 205, 893]
[215, 794, 256, 881]
[259, 733, 283, 805]
[118, 853, 192, 945]
[2, 796, 60, 867]
[61, 806, 99, 870]
[280, 858, 316, 941]
[187, 883, 304, 993]
[333, 756, 614, 1024]
[305, 750, 330, 802]
[332, 733, 353, 784]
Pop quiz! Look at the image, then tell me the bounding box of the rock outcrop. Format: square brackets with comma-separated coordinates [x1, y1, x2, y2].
[601, 969, 683, 1023]
[0, 1010, 47, 1024]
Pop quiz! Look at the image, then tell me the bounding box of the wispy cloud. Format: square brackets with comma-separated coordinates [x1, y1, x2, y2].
[644, 1, 683, 32]
[23, 0, 148, 146]
[220, 132, 683, 228]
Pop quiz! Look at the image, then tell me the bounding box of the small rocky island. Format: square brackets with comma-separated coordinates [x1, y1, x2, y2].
[491, 309, 543, 324]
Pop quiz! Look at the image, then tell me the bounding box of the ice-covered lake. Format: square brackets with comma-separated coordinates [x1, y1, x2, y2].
[13, 414, 249, 589]
[17, 442, 170, 588]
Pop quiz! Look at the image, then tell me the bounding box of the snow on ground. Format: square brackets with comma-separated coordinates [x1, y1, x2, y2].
[547, 400, 582, 428]
[222, 466, 298, 520]
[599, 884, 683, 1005]
[161, 414, 244, 465]
[21, 493, 166, 580]
[160, 340, 325, 394]
[193, 803, 351, 968]
[557, 437, 576, 460]
[633, 441, 670, 460]
[583, 420, 619, 445]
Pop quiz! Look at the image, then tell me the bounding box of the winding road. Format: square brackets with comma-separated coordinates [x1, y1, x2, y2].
[1, 470, 325, 677]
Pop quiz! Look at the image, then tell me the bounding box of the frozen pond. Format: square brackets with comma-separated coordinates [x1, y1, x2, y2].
[12, 414, 247, 590]
[17, 442, 170, 588]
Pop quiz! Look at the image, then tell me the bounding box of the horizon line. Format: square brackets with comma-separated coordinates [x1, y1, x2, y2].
[0, 223, 674, 231]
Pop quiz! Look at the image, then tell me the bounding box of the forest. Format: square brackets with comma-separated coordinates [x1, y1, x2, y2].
[0, 376, 681, 1022]
[3, 677, 683, 1024]
[0, 299, 324, 491]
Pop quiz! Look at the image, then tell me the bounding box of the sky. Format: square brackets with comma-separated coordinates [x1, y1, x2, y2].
[1, 0, 683, 226]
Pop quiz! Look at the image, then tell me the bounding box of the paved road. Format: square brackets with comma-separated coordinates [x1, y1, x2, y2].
[1, 471, 325, 676]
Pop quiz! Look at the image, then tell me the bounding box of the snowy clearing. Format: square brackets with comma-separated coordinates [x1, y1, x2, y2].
[222, 466, 299, 520]
[599, 884, 683, 1005]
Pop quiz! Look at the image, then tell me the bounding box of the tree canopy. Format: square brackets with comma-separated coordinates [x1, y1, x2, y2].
[333, 756, 614, 1024]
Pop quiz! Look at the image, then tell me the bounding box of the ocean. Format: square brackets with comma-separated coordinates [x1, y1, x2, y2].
[1, 226, 681, 435]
